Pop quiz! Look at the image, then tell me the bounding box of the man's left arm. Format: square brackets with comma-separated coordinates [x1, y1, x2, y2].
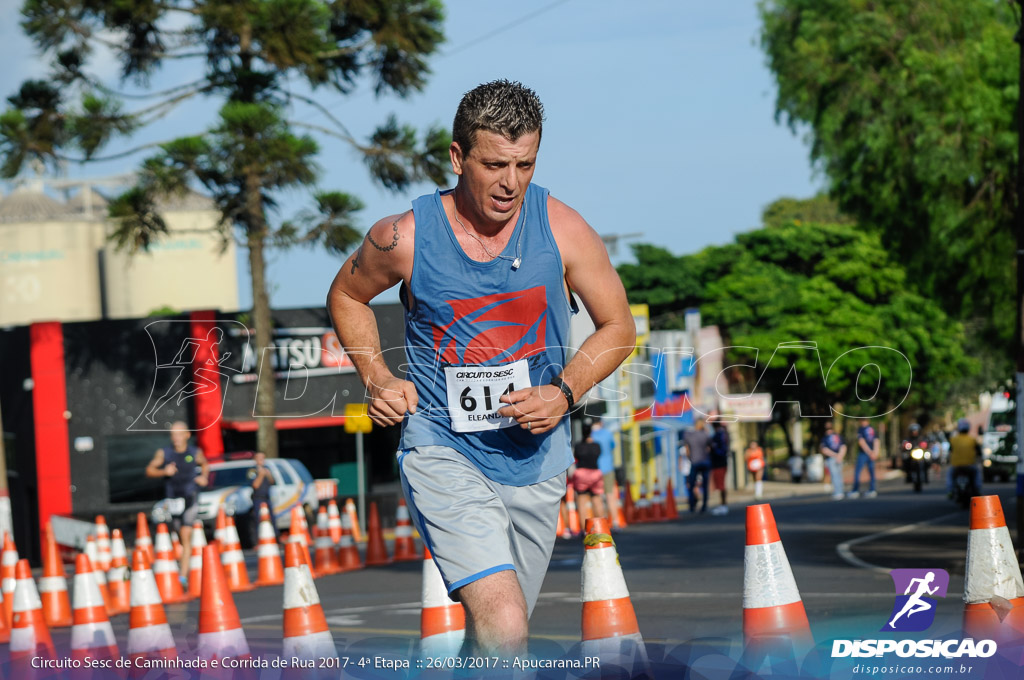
[554, 199, 635, 406]
[497, 197, 635, 433]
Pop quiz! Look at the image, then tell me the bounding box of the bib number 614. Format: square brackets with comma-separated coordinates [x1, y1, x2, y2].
[460, 383, 515, 413]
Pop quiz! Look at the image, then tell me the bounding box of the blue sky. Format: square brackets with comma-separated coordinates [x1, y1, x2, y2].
[0, 0, 819, 309]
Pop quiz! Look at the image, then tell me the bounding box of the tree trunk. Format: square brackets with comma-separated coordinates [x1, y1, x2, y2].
[245, 176, 278, 458]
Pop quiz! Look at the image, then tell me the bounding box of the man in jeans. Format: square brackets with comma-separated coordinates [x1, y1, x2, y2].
[684, 418, 712, 513]
[820, 422, 847, 500]
[849, 418, 880, 498]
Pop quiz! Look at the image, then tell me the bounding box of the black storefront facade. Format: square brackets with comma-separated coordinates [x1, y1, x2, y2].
[0, 304, 407, 561]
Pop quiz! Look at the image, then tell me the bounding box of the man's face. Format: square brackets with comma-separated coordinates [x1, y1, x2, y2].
[450, 130, 540, 228]
[254, 453, 265, 466]
[170, 425, 189, 450]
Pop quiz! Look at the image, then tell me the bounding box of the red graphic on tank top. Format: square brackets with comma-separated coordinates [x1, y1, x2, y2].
[433, 286, 548, 364]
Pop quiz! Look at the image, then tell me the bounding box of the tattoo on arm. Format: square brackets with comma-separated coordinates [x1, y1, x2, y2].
[367, 212, 406, 253]
[350, 247, 362, 274]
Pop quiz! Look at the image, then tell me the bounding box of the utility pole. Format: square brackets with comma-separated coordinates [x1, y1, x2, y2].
[1015, 1, 1024, 560]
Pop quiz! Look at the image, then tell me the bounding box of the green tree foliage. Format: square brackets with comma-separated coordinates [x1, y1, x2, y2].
[758, 0, 1018, 354]
[2, 0, 450, 455]
[619, 209, 972, 416]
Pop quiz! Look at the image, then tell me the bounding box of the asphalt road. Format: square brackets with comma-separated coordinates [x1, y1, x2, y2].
[32, 476, 1023, 677]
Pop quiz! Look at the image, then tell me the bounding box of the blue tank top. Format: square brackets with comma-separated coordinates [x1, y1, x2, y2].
[398, 183, 575, 485]
[162, 444, 199, 498]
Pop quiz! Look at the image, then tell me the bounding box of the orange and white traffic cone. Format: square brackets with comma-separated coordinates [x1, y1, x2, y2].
[419, 546, 465, 658]
[566, 486, 582, 536]
[611, 480, 628, 530]
[171, 530, 183, 563]
[10, 558, 55, 672]
[393, 498, 418, 562]
[0, 587, 8, 644]
[622, 481, 636, 525]
[580, 517, 650, 675]
[94, 514, 112, 571]
[635, 482, 650, 522]
[664, 478, 679, 520]
[221, 517, 254, 592]
[127, 547, 177, 672]
[288, 506, 314, 573]
[327, 500, 343, 544]
[198, 543, 251, 664]
[39, 522, 73, 628]
[364, 502, 391, 566]
[215, 506, 227, 545]
[108, 529, 131, 616]
[70, 553, 119, 664]
[187, 522, 208, 600]
[85, 535, 113, 615]
[187, 543, 204, 600]
[135, 512, 155, 565]
[555, 501, 569, 539]
[153, 524, 190, 604]
[314, 506, 337, 576]
[2, 532, 19, 628]
[742, 504, 814, 663]
[283, 542, 337, 663]
[337, 510, 362, 573]
[962, 495, 1024, 657]
[344, 498, 363, 542]
[192, 520, 208, 549]
[255, 505, 285, 587]
[651, 478, 665, 521]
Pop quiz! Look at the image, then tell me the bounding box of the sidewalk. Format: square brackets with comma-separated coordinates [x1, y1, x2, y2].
[675, 466, 905, 515]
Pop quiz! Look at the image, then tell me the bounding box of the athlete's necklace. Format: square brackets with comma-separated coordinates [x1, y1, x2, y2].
[452, 195, 523, 270]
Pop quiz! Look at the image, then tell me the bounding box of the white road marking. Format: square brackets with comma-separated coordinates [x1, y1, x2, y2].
[835, 511, 963, 574]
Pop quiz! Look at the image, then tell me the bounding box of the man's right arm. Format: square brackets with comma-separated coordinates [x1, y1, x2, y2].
[327, 212, 416, 427]
[145, 450, 166, 478]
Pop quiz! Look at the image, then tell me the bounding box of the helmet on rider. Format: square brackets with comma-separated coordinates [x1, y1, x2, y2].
[957, 418, 970, 433]
[909, 423, 921, 436]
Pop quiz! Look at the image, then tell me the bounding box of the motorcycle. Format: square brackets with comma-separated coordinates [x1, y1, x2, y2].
[951, 466, 977, 510]
[902, 439, 930, 493]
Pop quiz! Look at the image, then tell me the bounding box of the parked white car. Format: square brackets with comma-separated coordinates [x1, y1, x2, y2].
[153, 454, 319, 546]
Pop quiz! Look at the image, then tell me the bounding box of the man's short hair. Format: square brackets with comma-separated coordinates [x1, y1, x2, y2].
[453, 80, 545, 155]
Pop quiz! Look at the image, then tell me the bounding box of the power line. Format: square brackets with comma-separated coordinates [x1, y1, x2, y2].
[293, 0, 575, 125]
[441, 0, 574, 57]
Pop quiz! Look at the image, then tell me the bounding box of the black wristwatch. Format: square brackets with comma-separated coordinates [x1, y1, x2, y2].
[550, 376, 575, 411]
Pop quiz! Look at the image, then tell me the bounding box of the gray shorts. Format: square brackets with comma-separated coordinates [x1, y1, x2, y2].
[398, 445, 566, 616]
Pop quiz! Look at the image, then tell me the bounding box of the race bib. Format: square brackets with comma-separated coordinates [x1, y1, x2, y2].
[748, 459, 764, 472]
[444, 360, 532, 433]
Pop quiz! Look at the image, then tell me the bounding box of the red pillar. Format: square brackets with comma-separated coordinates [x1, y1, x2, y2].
[190, 310, 224, 462]
[29, 322, 72, 537]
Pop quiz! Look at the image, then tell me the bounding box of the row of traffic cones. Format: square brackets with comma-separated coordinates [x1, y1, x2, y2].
[556, 477, 677, 539]
[4, 536, 342, 673]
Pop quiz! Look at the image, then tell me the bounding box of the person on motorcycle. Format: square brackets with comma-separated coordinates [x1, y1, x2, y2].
[947, 418, 982, 497]
[901, 423, 925, 483]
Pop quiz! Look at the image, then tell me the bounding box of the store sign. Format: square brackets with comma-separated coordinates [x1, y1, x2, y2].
[719, 393, 773, 421]
[231, 327, 355, 384]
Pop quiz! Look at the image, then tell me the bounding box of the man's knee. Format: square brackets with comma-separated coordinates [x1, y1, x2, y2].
[456, 570, 528, 648]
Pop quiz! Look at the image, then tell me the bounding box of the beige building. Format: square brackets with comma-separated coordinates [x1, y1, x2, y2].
[0, 179, 238, 326]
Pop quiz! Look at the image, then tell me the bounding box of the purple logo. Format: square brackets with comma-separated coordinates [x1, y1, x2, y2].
[881, 569, 949, 632]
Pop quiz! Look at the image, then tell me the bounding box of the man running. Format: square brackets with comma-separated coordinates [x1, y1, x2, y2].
[327, 80, 634, 654]
[145, 421, 209, 578]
